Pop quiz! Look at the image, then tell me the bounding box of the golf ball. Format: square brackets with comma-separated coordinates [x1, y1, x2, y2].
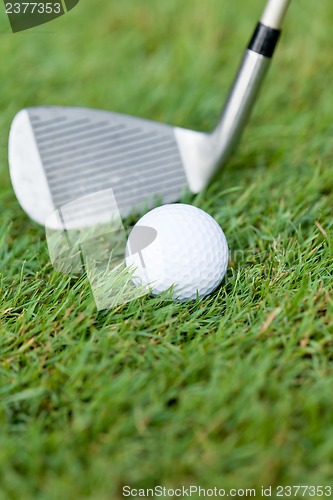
[125, 203, 228, 301]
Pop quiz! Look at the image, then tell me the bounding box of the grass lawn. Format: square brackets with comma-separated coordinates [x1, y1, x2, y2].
[0, 0, 332, 498]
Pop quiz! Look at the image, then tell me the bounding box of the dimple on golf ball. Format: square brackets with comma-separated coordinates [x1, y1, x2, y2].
[125, 203, 228, 301]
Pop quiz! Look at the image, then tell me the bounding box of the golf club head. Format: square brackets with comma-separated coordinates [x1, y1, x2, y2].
[9, 0, 290, 229]
[9, 106, 214, 229]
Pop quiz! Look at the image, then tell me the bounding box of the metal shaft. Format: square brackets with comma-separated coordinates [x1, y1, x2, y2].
[211, 0, 291, 172]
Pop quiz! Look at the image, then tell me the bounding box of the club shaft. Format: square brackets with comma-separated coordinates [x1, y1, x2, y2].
[261, 0, 290, 29]
[211, 0, 290, 170]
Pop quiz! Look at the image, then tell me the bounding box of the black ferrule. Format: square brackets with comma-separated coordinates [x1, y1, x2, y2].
[248, 22, 281, 58]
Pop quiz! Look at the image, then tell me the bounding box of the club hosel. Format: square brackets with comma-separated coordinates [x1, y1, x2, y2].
[211, 22, 281, 170]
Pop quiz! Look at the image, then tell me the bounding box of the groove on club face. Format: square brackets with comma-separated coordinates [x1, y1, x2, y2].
[27, 107, 188, 220]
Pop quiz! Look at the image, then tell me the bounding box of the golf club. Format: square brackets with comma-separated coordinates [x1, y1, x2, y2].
[9, 0, 290, 229]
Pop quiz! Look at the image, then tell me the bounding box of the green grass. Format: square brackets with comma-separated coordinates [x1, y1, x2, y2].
[0, 0, 333, 498]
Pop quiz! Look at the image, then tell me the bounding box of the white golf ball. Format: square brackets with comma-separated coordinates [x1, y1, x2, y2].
[125, 203, 228, 301]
